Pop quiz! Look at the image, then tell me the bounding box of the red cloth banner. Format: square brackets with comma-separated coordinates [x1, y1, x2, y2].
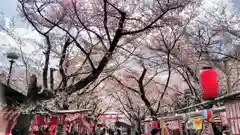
[29, 112, 91, 135]
[225, 102, 240, 135]
[0, 104, 20, 135]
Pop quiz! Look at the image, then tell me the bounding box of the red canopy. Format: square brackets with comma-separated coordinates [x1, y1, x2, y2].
[29, 112, 92, 135]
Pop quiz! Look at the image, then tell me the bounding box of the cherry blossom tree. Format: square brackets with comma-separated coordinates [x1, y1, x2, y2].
[112, 90, 148, 134]
[109, 0, 240, 115]
[167, 0, 240, 111]
[16, 0, 193, 96]
[108, 5, 198, 117]
[3, 0, 240, 133]
[110, 60, 186, 120]
[185, 0, 240, 96]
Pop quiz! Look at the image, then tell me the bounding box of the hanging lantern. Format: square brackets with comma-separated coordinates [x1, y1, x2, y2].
[201, 109, 214, 122]
[151, 121, 158, 129]
[200, 67, 218, 100]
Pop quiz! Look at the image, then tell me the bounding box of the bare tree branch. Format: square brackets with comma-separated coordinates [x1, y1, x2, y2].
[103, 0, 112, 43]
[59, 38, 72, 88]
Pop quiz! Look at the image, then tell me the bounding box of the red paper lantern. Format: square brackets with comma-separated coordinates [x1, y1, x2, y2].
[151, 121, 158, 129]
[200, 67, 218, 100]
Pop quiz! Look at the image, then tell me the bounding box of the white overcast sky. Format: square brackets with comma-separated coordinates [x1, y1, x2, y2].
[0, 0, 23, 27]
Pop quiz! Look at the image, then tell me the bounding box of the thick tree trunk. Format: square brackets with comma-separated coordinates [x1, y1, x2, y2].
[11, 114, 34, 135]
[59, 39, 70, 89]
[27, 74, 39, 100]
[42, 38, 51, 90]
[50, 68, 56, 90]
[67, 12, 126, 95]
[136, 120, 142, 135]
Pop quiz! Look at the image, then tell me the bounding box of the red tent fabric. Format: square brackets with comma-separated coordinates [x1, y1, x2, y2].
[29, 112, 91, 135]
[0, 104, 20, 135]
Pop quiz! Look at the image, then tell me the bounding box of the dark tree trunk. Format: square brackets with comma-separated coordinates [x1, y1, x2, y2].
[11, 114, 34, 135]
[67, 12, 126, 95]
[59, 39, 70, 89]
[50, 68, 56, 90]
[42, 37, 51, 90]
[136, 120, 142, 135]
[27, 74, 39, 100]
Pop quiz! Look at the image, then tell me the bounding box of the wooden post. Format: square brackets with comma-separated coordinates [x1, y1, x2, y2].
[184, 122, 189, 135]
[224, 60, 231, 93]
[159, 119, 164, 135]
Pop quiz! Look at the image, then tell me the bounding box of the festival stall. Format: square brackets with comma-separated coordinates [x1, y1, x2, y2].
[140, 119, 179, 135]
[141, 94, 240, 135]
[0, 106, 93, 135]
[28, 109, 92, 135]
[141, 67, 240, 135]
[141, 107, 227, 135]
